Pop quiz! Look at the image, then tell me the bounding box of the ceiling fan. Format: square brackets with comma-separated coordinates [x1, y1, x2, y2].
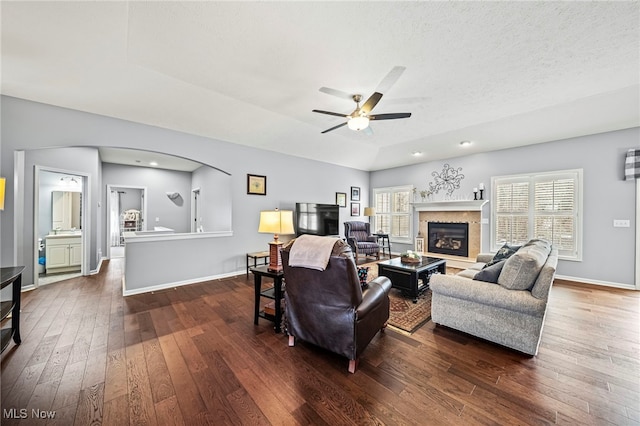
[312, 66, 412, 134]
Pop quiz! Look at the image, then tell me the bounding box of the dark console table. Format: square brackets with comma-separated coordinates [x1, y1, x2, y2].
[1, 266, 24, 353]
[251, 265, 284, 333]
[377, 257, 445, 302]
[373, 233, 391, 258]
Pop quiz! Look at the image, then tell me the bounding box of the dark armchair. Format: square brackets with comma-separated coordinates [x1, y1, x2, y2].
[344, 221, 380, 261]
[281, 238, 392, 373]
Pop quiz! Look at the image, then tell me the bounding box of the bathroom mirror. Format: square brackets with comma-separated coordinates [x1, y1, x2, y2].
[52, 191, 82, 230]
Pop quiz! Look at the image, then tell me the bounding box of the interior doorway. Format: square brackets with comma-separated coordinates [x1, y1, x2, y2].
[34, 168, 87, 287]
[106, 185, 147, 259]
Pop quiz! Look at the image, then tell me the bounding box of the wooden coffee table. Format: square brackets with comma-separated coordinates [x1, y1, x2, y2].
[377, 256, 446, 302]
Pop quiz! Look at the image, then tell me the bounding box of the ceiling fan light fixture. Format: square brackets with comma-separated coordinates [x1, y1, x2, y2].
[348, 115, 370, 131]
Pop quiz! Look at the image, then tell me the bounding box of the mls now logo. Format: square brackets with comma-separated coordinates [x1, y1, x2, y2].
[3, 408, 56, 419]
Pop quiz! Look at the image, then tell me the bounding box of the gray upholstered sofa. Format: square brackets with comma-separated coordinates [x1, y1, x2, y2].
[430, 239, 558, 355]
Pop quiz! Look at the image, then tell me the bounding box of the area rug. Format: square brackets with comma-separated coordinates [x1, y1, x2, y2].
[359, 262, 432, 334]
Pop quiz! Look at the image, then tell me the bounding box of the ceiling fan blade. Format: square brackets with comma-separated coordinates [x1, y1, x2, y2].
[312, 109, 349, 118]
[321, 122, 348, 134]
[376, 66, 406, 93]
[369, 113, 412, 120]
[359, 92, 383, 115]
[319, 87, 354, 100]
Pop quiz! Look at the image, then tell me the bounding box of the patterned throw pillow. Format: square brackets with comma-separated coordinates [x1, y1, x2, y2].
[357, 267, 370, 288]
[485, 243, 521, 268]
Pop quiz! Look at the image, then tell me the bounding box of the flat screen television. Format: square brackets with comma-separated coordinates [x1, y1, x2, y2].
[295, 203, 339, 237]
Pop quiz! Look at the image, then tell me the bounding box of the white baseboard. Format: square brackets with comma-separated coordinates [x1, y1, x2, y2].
[122, 269, 245, 297]
[90, 256, 107, 275]
[554, 274, 636, 290]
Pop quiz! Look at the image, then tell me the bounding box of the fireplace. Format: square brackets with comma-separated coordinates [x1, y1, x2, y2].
[428, 222, 469, 257]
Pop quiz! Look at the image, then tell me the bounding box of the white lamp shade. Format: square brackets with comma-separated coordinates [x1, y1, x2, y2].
[258, 210, 295, 235]
[347, 115, 370, 131]
[363, 207, 375, 217]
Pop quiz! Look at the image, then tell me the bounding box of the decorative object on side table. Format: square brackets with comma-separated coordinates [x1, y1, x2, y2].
[258, 208, 295, 272]
[400, 250, 421, 264]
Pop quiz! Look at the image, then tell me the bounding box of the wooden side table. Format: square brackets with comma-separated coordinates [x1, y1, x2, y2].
[1, 266, 24, 353]
[250, 265, 284, 333]
[246, 251, 269, 278]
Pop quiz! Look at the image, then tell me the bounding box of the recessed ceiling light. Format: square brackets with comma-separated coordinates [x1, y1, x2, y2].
[411, 151, 423, 157]
[460, 140, 472, 147]
[150, 161, 158, 167]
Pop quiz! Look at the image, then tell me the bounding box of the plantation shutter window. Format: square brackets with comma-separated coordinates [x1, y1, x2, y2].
[492, 170, 582, 260]
[373, 185, 413, 244]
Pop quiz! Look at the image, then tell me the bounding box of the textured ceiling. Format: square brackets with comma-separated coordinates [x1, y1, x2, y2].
[2, 2, 639, 171]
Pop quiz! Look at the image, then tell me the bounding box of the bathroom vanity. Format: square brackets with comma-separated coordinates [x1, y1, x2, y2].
[45, 233, 82, 274]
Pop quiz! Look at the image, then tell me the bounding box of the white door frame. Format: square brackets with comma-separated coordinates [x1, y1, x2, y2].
[106, 184, 148, 259]
[191, 187, 201, 232]
[33, 166, 90, 288]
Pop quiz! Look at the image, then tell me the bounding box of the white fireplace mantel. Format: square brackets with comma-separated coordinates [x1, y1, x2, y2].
[413, 200, 488, 212]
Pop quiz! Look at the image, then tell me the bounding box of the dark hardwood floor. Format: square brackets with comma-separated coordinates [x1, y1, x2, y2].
[1, 258, 639, 425]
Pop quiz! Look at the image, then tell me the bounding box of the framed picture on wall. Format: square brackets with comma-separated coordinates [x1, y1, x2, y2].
[336, 192, 347, 207]
[247, 174, 267, 195]
[351, 203, 360, 216]
[351, 186, 360, 201]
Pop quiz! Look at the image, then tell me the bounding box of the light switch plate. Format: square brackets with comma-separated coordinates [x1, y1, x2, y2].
[613, 219, 630, 228]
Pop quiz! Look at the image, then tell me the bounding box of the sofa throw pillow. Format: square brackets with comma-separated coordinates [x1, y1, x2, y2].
[473, 259, 506, 283]
[498, 239, 551, 291]
[485, 243, 521, 267]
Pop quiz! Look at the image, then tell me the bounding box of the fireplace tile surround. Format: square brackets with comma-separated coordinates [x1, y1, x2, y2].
[414, 200, 488, 265]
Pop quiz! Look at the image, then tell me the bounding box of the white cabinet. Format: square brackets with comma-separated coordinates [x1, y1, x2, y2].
[45, 235, 81, 274]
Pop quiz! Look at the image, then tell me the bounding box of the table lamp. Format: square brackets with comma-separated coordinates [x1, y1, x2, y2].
[0, 177, 5, 211]
[258, 208, 295, 272]
[364, 207, 375, 225]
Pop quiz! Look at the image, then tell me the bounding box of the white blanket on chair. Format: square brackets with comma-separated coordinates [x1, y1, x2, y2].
[288, 235, 339, 271]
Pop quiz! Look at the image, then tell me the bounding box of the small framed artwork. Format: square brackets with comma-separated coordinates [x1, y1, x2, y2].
[351, 203, 360, 216]
[247, 174, 267, 195]
[336, 192, 347, 208]
[351, 186, 360, 201]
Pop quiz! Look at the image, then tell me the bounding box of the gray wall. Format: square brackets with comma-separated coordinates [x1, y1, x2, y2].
[371, 127, 639, 287]
[1, 96, 369, 287]
[102, 163, 193, 233]
[16, 147, 101, 285]
[2, 95, 636, 288]
[192, 165, 233, 232]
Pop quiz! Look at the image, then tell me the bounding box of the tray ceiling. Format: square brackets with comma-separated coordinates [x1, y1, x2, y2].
[2, 2, 638, 170]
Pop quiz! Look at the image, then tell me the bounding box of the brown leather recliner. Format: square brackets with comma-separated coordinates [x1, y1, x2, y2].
[281, 238, 392, 373]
